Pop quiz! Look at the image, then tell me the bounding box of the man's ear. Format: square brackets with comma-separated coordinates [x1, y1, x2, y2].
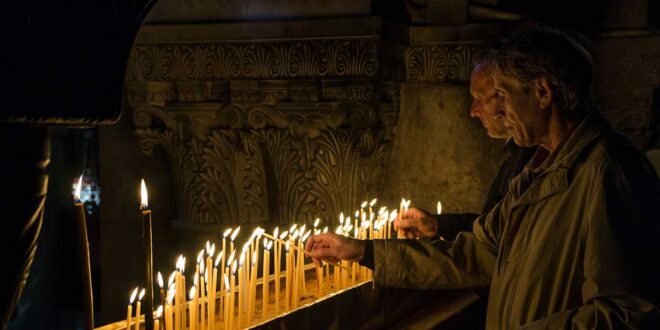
[534, 77, 552, 109]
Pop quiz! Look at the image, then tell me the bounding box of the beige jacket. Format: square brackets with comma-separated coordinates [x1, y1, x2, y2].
[374, 112, 660, 329]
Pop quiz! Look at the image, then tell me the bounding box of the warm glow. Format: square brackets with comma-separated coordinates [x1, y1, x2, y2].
[273, 227, 279, 239]
[230, 226, 241, 241]
[130, 287, 139, 304]
[370, 198, 378, 207]
[314, 218, 320, 228]
[206, 241, 211, 254]
[227, 250, 235, 267]
[168, 272, 176, 288]
[302, 230, 311, 241]
[140, 179, 148, 209]
[389, 210, 398, 222]
[156, 305, 163, 318]
[215, 250, 224, 267]
[279, 231, 289, 240]
[339, 212, 345, 225]
[197, 250, 205, 263]
[210, 243, 216, 257]
[157, 272, 164, 289]
[138, 288, 146, 301]
[289, 223, 297, 233]
[266, 240, 273, 250]
[223, 228, 233, 238]
[74, 175, 83, 202]
[361, 201, 368, 208]
[437, 201, 442, 214]
[323, 226, 328, 233]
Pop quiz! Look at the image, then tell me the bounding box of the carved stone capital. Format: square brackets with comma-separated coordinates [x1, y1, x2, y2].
[405, 42, 485, 83]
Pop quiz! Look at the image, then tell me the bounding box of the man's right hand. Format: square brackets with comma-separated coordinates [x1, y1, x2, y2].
[393, 207, 438, 239]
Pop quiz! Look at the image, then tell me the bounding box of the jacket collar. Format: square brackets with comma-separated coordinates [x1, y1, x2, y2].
[509, 109, 607, 206]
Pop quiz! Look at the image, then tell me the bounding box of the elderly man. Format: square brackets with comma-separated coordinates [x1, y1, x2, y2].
[396, 58, 535, 240]
[306, 28, 660, 328]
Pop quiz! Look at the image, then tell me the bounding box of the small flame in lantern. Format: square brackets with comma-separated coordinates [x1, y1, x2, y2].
[157, 272, 164, 289]
[74, 175, 83, 202]
[140, 179, 148, 210]
[130, 287, 139, 304]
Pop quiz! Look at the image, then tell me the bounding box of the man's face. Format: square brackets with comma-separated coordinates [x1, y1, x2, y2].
[469, 65, 508, 139]
[492, 75, 547, 147]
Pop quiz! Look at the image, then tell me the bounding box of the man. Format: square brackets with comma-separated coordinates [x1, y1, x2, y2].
[306, 28, 660, 328]
[397, 57, 535, 240]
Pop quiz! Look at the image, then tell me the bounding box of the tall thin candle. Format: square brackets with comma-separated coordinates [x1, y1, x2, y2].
[73, 175, 94, 330]
[140, 179, 155, 330]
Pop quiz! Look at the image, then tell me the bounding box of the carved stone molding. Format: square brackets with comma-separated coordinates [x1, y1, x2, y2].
[126, 38, 379, 82]
[405, 43, 485, 83]
[132, 101, 395, 229]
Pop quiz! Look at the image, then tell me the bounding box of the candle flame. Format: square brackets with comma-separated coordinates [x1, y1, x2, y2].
[168, 272, 176, 288]
[227, 250, 235, 267]
[323, 226, 328, 233]
[194, 276, 198, 286]
[299, 224, 306, 234]
[313, 218, 320, 228]
[263, 238, 268, 248]
[230, 227, 240, 241]
[140, 179, 148, 209]
[138, 288, 145, 301]
[339, 213, 344, 225]
[200, 259, 205, 273]
[355, 211, 359, 218]
[167, 289, 175, 304]
[252, 250, 257, 265]
[389, 210, 398, 222]
[370, 198, 378, 207]
[74, 175, 83, 202]
[273, 227, 279, 238]
[223, 228, 232, 238]
[224, 274, 230, 291]
[189, 286, 196, 300]
[157, 272, 164, 288]
[279, 231, 288, 240]
[156, 305, 163, 318]
[335, 225, 342, 234]
[215, 250, 223, 267]
[437, 201, 442, 214]
[361, 201, 368, 208]
[206, 241, 211, 254]
[197, 250, 204, 263]
[130, 287, 139, 304]
[232, 261, 237, 274]
[289, 223, 297, 233]
[266, 240, 273, 250]
[239, 250, 245, 266]
[302, 230, 311, 242]
[210, 243, 216, 257]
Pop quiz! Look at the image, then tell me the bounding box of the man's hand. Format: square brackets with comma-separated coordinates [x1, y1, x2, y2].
[393, 207, 438, 239]
[304, 233, 365, 267]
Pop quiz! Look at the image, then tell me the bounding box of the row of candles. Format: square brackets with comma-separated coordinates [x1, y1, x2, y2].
[119, 194, 430, 329]
[71, 175, 441, 329]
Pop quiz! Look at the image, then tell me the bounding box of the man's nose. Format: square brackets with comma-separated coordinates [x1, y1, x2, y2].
[494, 96, 505, 118]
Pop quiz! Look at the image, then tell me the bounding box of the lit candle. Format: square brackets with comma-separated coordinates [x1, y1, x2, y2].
[230, 262, 237, 330]
[262, 240, 272, 319]
[276, 230, 287, 311]
[249, 250, 258, 323]
[189, 286, 197, 330]
[165, 289, 174, 330]
[127, 287, 138, 330]
[285, 242, 291, 309]
[140, 179, 155, 330]
[157, 272, 165, 309]
[136, 288, 145, 330]
[223, 273, 230, 330]
[73, 175, 94, 330]
[238, 251, 245, 328]
[437, 201, 442, 215]
[154, 305, 163, 330]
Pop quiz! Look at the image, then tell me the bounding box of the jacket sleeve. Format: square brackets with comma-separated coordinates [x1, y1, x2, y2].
[433, 213, 479, 240]
[519, 159, 660, 329]
[372, 200, 506, 290]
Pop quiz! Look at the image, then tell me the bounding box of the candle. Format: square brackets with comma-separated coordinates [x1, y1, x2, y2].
[140, 179, 155, 330]
[285, 242, 291, 309]
[189, 286, 197, 330]
[165, 303, 173, 330]
[154, 305, 163, 330]
[127, 287, 138, 330]
[249, 250, 258, 323]
[275, 230, 286, 311]
[157, 272, 165, 308]
[262, 240, 271, 319]
[136, 288, 145, 330]
[230, 262, 237, 330]
[73, 175, 94, 330]
[437, 201, 442, 215]
[223, 274, 230, 330]
[238, 252, 245, 328]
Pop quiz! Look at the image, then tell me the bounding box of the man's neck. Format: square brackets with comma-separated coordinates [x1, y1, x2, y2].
[540, 106, 575, 153]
